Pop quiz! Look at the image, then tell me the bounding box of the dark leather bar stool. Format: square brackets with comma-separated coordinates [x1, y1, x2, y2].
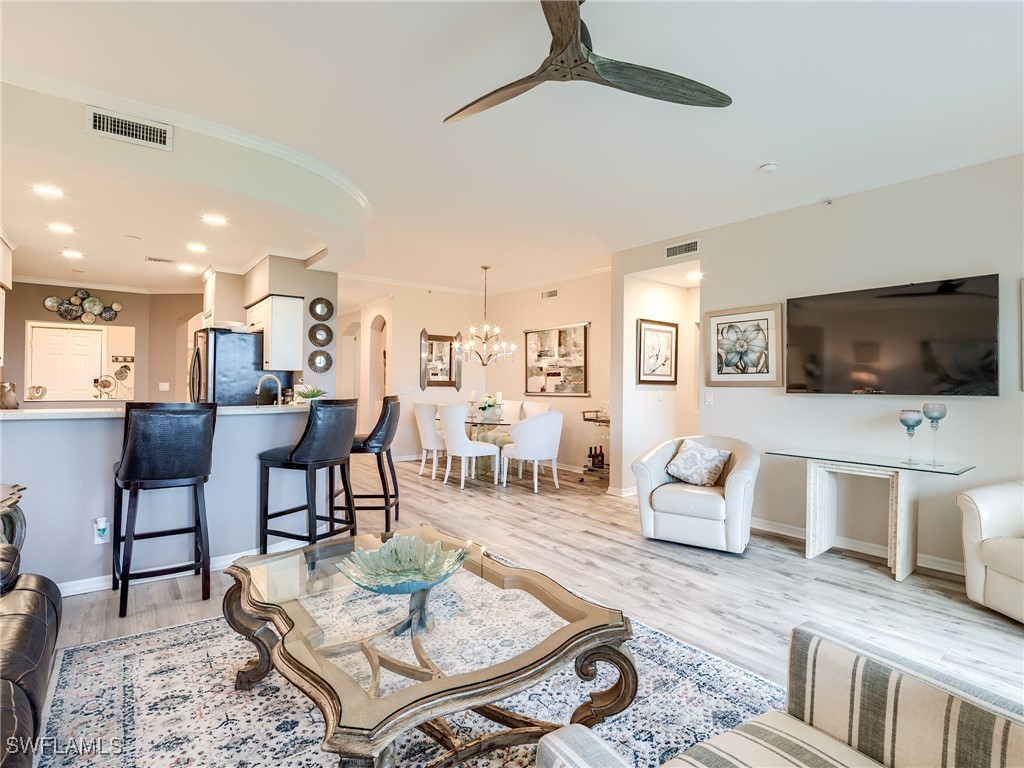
[112, 402, 217, 618]
[347, 395, 401, 531]
[259, 398, 358, 554]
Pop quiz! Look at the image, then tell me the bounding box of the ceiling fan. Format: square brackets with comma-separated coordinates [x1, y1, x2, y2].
[444, 0, 731, 124]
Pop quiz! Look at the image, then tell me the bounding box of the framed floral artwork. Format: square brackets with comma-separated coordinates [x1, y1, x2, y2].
[637, 319, 678, 385]
[703, 303, 783, 387]
[524, 322, 590, 396]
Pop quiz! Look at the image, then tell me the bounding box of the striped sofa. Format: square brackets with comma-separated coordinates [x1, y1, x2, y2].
[537, 622, 1024, 768]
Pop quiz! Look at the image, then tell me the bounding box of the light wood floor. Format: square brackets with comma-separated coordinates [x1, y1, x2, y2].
[59, 457, 1024, 701]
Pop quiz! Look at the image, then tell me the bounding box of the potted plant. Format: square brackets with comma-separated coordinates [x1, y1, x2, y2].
[295, 385, 327, 405]
[477, 393, 501, 421]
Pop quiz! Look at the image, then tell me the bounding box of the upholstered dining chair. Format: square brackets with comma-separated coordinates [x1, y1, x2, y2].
[522, 401, 551, 419]
[413, 402, 446, 480]
[631, 436, 760, 554]
[501, 411, 563, 493]
[957, 480, 1024, 623]
[478, 399, 523, 449]
[438, 405, 500, 489]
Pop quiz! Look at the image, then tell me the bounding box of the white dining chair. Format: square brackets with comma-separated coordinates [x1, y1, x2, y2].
[413, 402, 446, 480]
[501, 411, 563, 493]
[479, 399, 523, 449]
[522, 401, 551, 419]
[439, 405, 500, 489]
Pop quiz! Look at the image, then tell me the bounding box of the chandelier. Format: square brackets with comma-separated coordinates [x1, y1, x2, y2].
[454, 266, 516, 366]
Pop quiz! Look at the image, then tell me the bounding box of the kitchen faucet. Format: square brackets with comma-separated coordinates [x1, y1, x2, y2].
[255, 374, 283, 407]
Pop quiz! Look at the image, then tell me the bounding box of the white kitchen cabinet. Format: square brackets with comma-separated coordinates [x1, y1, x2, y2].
[246, 295, 302, 371]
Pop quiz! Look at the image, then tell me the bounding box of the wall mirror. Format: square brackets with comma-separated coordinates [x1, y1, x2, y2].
[24, 321, 136, 401]
[419, 329, 462, 390]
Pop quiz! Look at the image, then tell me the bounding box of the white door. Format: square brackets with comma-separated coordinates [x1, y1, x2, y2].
[28, 325, 103, 401]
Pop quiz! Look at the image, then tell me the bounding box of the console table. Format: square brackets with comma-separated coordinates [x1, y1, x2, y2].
[766, 450, 975, 582]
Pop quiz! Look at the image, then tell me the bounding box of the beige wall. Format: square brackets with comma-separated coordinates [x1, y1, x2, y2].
[149, 293, 204, 401]
[612, 155, 1024, 568]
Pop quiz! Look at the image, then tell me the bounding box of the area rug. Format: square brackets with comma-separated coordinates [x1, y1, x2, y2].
[40, 575, 784, 768]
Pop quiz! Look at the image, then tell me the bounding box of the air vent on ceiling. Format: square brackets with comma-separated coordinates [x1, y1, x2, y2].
[540, 289, 558, 299]
[666, 239, 700, 259]
[86, 106, 173, 151]
[146, 257, 175, 264]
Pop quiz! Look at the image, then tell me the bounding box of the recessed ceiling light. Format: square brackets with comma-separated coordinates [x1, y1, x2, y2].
[758, 162, 779, 173]
[62, 249, 84, 260]
[48, 223, 75, 234]
[177, 263, 198, 273]
[201, 213, 227, 226]
[186, 242, 207, 254]
[686, 271, 703, 281]
[33, 184, 64, 198]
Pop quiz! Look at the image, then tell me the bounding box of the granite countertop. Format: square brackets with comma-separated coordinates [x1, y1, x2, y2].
[0, 404, 310, 421]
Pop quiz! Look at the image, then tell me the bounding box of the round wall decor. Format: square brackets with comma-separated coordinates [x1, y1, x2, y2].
[308, 350, 333, 373]
[44, 290, 123, 322]
[309, 297, 334, 321]
[308, 323, 333, 347]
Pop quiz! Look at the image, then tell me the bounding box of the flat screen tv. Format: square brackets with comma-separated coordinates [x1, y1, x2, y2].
[786, 274, 998, 396]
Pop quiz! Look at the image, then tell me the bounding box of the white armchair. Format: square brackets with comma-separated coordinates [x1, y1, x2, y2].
[412, 402, 445, 480]
[501, 411, 563, 493]
[956, 480, 1024, 623]
[439, 405, 500, 489]
[631, 436, 760, 554]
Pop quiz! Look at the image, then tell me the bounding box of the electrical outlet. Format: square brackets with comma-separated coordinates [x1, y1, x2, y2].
[94, 518, 111, 545]
[704, 391, 714, 406]
[158, 382, 170, 392]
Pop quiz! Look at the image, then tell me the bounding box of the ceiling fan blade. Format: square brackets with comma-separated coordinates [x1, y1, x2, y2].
[586, 51, 732, 108]
[540, 0, 581, 52]
[443, 72, 547, 124]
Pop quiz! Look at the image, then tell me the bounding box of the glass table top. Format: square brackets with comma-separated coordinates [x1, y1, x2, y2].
[766, 448, 975, 476]
[232, 526, 624, 732]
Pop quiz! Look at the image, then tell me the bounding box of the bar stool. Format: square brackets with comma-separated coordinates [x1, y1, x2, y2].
[347, 396, 401, 531]
[112, 402, 217, 618]
[259, 398, 358, 554]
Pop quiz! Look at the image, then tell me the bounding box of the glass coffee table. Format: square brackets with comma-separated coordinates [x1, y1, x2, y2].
[223, 525, 636, 767]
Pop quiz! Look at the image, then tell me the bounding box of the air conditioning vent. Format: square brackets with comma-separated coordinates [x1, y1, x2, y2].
[666, 239, 700, 259]
[86, 106, 173, 151]
[146, 257, 175, 264]
[540, 289, 559, 299]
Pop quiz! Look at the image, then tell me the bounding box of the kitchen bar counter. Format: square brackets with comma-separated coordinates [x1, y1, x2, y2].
[1, 404, 321, 593]
[0, 403, 311, 421]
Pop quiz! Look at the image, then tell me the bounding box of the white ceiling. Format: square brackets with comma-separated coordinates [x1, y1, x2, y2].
[2, 2, 1021, 295]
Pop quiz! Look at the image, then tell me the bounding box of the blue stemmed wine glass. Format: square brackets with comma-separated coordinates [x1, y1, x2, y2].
[922, 403, 947, 466]
[899, 410, 924, 465]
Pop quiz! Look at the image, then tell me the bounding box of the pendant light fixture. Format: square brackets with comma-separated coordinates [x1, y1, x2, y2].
[455, 266, 516, 365]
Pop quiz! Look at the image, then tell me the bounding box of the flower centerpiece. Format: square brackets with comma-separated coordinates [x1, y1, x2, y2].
[477, 392, 501, 421]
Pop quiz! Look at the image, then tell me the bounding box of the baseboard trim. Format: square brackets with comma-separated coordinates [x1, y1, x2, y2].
[750, 517, 964, 575]
[57, 533, 326, 597]
[606, 485, 637, 497]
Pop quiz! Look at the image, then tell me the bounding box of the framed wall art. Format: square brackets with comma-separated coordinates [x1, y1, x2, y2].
[637, 318, 678, 385]
[524, 322, 589, 396]
[703, 303, 783, 387]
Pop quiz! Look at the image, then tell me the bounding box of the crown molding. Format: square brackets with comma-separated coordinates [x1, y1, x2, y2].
[0, 227, 18, 250]
[1, 67, 372, 217]
[13, 274, 201, 295]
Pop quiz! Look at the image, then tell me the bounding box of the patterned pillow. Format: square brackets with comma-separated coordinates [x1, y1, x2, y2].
[666, 440, 732, 486]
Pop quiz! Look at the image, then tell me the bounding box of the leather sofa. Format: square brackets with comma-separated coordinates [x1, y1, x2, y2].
[537, 622, 1024, 767]
[957, 479, 1024, 623]
[631, 436, 760, 553]
[0, 543, 62, 768]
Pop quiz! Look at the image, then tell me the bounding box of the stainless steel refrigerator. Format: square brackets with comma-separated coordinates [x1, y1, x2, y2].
[189, 328, 294, 405]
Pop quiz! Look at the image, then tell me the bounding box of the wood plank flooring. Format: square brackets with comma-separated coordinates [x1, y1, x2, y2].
[59, 458, 1024, 702]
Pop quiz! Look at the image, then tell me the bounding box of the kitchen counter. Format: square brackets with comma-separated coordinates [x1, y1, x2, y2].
[0, 403, 311, 421]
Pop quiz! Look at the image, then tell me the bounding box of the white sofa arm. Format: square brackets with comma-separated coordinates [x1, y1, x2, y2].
[536, 724, 632, 768]
[956, 480, 1024, 603]
[631, 439, 682, 537]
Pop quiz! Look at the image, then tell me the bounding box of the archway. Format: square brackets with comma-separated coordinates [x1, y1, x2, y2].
[339, 321, 361, 399]
[368, 315, 387, 413]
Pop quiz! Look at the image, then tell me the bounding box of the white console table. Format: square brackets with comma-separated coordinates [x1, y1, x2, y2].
[766, 449, 975, 582]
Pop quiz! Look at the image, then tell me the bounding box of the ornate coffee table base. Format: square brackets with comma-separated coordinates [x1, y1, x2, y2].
[223, 571, 637, 768]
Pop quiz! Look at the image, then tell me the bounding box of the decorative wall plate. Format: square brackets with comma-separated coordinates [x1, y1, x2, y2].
[110, 301, 123, 312]
[44, 296, 60, 311]
[308, 350, 333, 373]
[308, 323, 333, 347]
[82, 297, 104, 314]
[74, 289, 91, 300]
[69, 295, 82, 306]
[114, 365, 130, 381]
[58, 301, 83, 321]
[100, 307, 117, 322]
[81, 312, 96, 324]
[309, 297, 334, 321]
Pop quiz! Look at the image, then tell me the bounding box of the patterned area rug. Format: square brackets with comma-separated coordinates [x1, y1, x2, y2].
[41, 581, 784, 768]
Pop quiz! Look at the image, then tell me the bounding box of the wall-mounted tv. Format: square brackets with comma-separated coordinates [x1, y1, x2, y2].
[786, 274, 999, 396]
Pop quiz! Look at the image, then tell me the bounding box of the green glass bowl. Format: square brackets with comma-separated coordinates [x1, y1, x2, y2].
[336, 534, 467, 595]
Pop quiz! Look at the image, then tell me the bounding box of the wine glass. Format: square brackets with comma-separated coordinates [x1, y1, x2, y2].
[922, 403, 947, 466]
[899, 410, 924, 465]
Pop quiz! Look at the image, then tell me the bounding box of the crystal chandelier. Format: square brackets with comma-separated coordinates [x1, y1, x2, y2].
[454, 266, 516, 366]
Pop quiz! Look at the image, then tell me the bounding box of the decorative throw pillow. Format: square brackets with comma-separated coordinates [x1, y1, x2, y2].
[665, 440, 732, 486]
